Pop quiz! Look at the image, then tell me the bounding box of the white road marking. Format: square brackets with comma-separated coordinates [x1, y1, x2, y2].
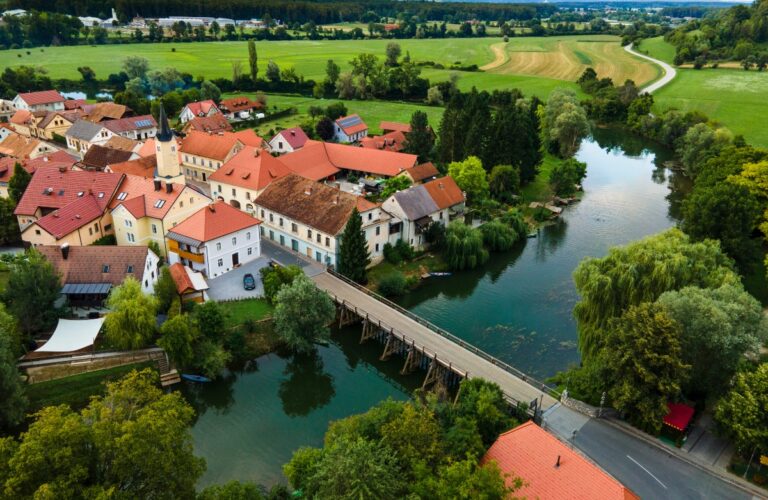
[627, 454, 668, 490]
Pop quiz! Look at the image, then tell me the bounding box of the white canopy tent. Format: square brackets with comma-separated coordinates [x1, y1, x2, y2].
[35, 318, 105, 353]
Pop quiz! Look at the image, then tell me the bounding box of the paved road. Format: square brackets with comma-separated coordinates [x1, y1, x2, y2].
[625, 43, 677, 94]
[311, 271, 558, 410]
[544, 405, 756, 500]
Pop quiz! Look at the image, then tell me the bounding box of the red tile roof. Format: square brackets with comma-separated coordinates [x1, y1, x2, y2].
[32, 194, 103, 239]
[482, 422, 639, 500]
[359, 130, 407, 152]
[220, 96, 263, 113]
[103, 114, 157, 134]
[0, 151, 77, 183]
[233, 129, 267, 148]
[278, 141, 417, 180]
[271, 127, 309, 149]
[379, 121, 411, 133]
[182, 114, 232, 134]
[107, 155, 156, 179]
[0, 134, 56, 160]
[183, 100, 219, 117]
[64, 99, 87, 110]
[335, 114, 368, 136]
[37, 245, 150, 285]
[407, 162, 439, 182]
[15, 166, 123, 216]
[423, 176, 465, 209]
[169, 262, 195, 294]
[80, 145, 135, 170]
[17, 90, 65, 106]
[209, 147, 291, 192]
[167, 200, 261, 243]
[110, 175, 196, 219]
[180, 131, 241, 161]
[10, 109, 33, 125]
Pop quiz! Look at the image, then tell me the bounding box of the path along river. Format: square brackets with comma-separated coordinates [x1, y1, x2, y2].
[183, 126, 686, 487]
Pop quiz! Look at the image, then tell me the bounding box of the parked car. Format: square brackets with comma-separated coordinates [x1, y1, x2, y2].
[243, 273, 256, 290]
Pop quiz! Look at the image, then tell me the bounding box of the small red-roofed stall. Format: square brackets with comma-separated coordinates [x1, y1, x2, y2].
[662, 402, 695, 446]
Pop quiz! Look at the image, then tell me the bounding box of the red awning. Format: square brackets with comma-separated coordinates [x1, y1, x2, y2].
[663, 403, 695, 431]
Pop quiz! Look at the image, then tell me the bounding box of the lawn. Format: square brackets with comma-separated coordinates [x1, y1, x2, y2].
[219, 298, 274, 329]
[367, 253, 448, 291]
[521, 153, 560, 203]
[0, 36, 653, 97]
[635, 36, 676, 65]
[26, 361, 155, 413]
[653, 68, 768, 148]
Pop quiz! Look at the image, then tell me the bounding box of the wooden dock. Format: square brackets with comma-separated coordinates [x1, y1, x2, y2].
[312, 271, 560, 414]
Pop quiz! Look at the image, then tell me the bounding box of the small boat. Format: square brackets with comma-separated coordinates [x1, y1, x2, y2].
[181, 374, 211, 383]
[313, 338, 330, 347]
[429, 272, 452, 277]
[527, 232, 538, 238]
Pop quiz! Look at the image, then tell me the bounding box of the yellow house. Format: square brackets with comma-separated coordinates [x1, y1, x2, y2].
[179, 129, 266, 183]
[32, 111, 80, 140]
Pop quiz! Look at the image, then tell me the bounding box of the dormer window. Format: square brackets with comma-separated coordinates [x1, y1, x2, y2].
[102, 265, 110, 273]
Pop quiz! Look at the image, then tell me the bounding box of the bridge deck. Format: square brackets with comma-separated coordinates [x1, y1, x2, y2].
[312, 271, 558, 410]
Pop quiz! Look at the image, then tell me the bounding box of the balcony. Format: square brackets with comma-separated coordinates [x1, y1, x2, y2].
[167, 239, 205, 263]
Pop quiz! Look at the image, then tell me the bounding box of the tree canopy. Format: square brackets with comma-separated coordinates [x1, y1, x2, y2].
[715, 363, 768, 454]
[7, 163, 30, 205]
[444, 222, 489, 271]
[338, 208, 370, 283]
[0, 315, 26, 431]
[544, 88, 590, 158]
[273, 274, 336, 353]
[104, 277, 158, 350]
[447, 156, 489, 203]
[2, 250, 61, 338]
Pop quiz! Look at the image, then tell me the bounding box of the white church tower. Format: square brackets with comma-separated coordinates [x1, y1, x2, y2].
[155, 103, 185, 185]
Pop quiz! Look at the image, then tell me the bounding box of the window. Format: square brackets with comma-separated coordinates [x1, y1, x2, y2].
[269, 213, 274, 222]
[316, 233, 321, 243]
[375, 243, 380, 252]
[124, 219, 132, 228]
[261, 210, 265, 218]
[153, 199, 165, 209]
[368, 213, 372, 220]
[307, 229, 312, 239]
[208, 160, 213, 168]
[180, 201, 184, 208]
[375, 226, 380, 236]
[127, 265, 134, 273]
[232, 188, 236, 196]
[246, 192, 251, 200]
[89, 227, 93, 236]
[325, 237, 330, 247]
[127, 233, 135, 242]
[193, 157, 197, 165]
[216, 242, 222, 251]
[247, 247, 252, 256]
[104, 224, 112, 231]
[117, 192, 128, 201]
[246, 232, 251, 240]
[279, 218, 283, 227]
[291, 223, 298, 233]
[218, 185, 223, 193]
[151, 224, 157, 234]
[232, 237, 237, 246]
[439, 211, 443, 220]
[102, 265, 110, 273]
[269, 230, 274, 240]
[217, 258, 223, 267]
[184, 155, 189, 162]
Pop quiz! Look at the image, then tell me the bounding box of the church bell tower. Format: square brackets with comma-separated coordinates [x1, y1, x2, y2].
[154, 103, 185, 185]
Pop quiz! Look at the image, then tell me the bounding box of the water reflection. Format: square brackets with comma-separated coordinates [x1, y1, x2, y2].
[182, 370, 237, 421]
[278, 351, 335, 416]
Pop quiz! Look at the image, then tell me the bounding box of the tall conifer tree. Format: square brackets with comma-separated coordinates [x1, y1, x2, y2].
[338, 209, 370, 283]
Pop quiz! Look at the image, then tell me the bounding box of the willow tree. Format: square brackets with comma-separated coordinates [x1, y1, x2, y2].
[573, 229, 738, 360]
[444, 222, 488, 271]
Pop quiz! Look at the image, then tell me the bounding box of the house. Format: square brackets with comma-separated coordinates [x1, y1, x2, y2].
[166, 201, 262, 278]
[0, 124, 14, 141]
[106, 155, 157, 179]
[37, 245, 160, 307]
[12, 90, 65, 113]
[333, 114, 368, 143]
[104, 135, 142, 154]
[482, 421, 639, 500]
[405, 162, 439, 184]
[103, 114, 157, 140]
[168, 262, 209, 303]
[0, 132, 59, 160]
[209, 146, 291, 212]
[219, 96, 263, 121]
[179, 131, 245, 182]
[0, 99, 16, 122]
[278, 140, 418, 182]
[359, 130, 407, 152]
[179, 100, 221, 124]
[81, 102, 131, 123]
[269, 127, 309, 154]
[110, 176, 211, 256]
[0, 151, 77, 198]
[381, 176, 465, 249]
[9, 109, 36, 137]
[31, 111, 81, 140]
[379, 121, 411, 134]
[77, 145, 137, 171]
[66, 120, 114, 154]
[253, 174, 390, 266]
[15, 167, 124, 247]
[181, 114, 232, 134]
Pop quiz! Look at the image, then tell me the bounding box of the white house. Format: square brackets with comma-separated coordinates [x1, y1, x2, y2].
[0, 100, 15, 122]
[268, 127, 309, 154]
[179, 100, 221, 124]
[103, 115, 158, 141]
[66, 120, 114, 154]
[166, 201, 262, 278]
[12, 90, 65, 113]
[219, 96, 262, 121]
[333, 114, 368, 143]
[381, 175, 466, 250]
[252, 174, 390, 267]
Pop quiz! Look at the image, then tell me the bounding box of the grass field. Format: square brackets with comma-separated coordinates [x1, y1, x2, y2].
[635, 36, 676, 65]
[0, 36, 655, 97]
[219, 298, 274, 330]
[654, 68, 768, 148]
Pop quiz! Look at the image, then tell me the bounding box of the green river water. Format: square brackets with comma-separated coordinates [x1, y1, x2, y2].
[183, 127, 684, 487]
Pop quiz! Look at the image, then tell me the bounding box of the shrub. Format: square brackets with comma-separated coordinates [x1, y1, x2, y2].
[377, 271, 407, 297]
[481, 220, 519, 252]
[444, 222, 488, 271]
[383, 242, 402, 265]
[395, 239, 414, 260]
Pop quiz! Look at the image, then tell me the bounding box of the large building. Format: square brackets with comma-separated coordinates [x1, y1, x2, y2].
[0, 151, 77, 198]
[253, 174, 389, 266]
[166, 201, 262, 278]
[209, 146, 291, 212]
[12, 90, 65, 113]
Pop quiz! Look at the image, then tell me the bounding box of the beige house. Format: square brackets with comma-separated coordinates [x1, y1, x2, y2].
[31, 111, 80, 140]
[179, 131, 243, 183]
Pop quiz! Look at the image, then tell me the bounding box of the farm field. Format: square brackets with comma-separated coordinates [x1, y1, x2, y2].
[653, 68, 768, 148]
[0, 36, 655, 98]
[635, 36, 676, 65]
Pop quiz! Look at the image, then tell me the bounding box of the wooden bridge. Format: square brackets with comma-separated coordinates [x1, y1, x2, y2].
[312, 270, 560, 415]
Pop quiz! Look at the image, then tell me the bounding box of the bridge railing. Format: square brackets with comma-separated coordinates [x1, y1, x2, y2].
[326, 269, 561, 399]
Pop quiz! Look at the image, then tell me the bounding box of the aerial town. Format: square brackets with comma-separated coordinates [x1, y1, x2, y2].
[0, 1, 766, 499]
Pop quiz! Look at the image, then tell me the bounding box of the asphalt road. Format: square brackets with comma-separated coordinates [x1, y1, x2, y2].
[544, 406, 755, 499]
[625, 43, 678, 94]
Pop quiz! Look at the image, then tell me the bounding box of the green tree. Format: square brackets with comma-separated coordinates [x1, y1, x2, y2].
[274, 274, 335, 353]
[412, 458, 518, 500]
[404, 110, 434, 163]
[682, 181, 762, 269]
[260, 264, 302, 304]
[0, 369, 204, 498]
[0, 323, 26, 431]
[338, 208, 370, 283]
[316, 117, 335, 141]
[657, 285, 766, 398]
[200, 80, 221, 102]
[385, 42, 402, 66]
[573, 229, 738, 360]
[447, 156, 489, 203]
[122, 55, 149, 79]
[444, 222, 489, 271]
[3, 249, 60, 337]
[193, 301, 226, 340]
[488, 165, 520, 203]
[679, 123, 733, 179]
[544, 88, 590, 158]
[325, 59, 341, 85]
[380, 175, 412, 199]
[154, 266, 178, 314]
[158, 314, 198, 368]
[549, 158, 587, 196]
[453, 378, 514, 446]
[715, 363, 768, 454]
[247, 39, 258, 82]
[198, 480, 270, 500]
[380, 403, 443, 473]
[480, 219, 520, 252]
[266, 61, 280, 82]
[601, 303, 690, 434]
[0, 197, 20, 245]
[104, 277, 158, 350]
[8, 163, 31, 204]
[193, 339, 231, 379]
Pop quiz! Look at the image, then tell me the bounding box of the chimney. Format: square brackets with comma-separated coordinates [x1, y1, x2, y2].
[555, 455, 561, 468]
[58, 165, 65, 173]
[45, 187, 53, 195]
[60, 243, 70, 260]
[165, 182, 173, 194]
[254, 149, 260, 157]
[304, 186, 312, 196]
[333, 194, 339, 205]
[208, 204, 216, 213]
[153, 179, 161, 191]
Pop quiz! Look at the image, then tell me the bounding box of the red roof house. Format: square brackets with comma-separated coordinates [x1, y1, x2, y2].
[179, 100, 221, 123]
[209, 146, 291, 198]
[482, 421, 639, 500]
[269, 127, 309, 153]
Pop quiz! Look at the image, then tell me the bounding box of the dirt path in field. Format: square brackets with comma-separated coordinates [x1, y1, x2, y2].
[624, 43, 677, 94]
[480, 42, 509, 71]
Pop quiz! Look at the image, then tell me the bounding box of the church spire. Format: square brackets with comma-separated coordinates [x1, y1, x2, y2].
[156, 102, 173, 142]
